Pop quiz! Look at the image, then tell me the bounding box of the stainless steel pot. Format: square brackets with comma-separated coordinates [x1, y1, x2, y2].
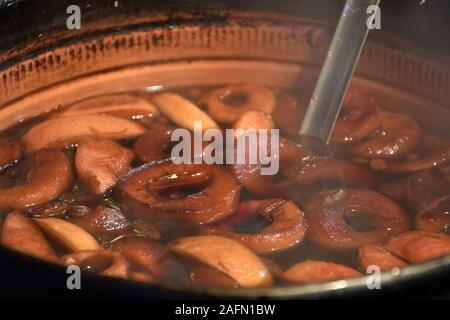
[1, 0, 449, 299]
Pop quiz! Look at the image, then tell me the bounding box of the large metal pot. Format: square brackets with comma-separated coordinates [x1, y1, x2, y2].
[0, 0, 449, 299]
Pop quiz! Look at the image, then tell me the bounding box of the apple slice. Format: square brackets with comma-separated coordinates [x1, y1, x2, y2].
[21, 114, 146, 153]
[54, 94, 160, 120]
[34, 217, 101, 252]
[383, 231, 450, 262]
[1, 211, 56, 261]
[357, 244, 406, 271]
[282, 260, 361, 284]
[189, 266, 239, 288]
[60, 250, 130, 279]
[0, 149, 73, 212]
[233, 110, 275, 139]
[75, 139, 134, 195]
[169, 235, 272, 288]
[152, 92, 220, 131]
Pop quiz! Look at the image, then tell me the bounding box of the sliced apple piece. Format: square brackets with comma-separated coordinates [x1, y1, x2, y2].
[60, 250, 130, 279]
[34, 217, 101, 252]
[152, 92, 220, 131]
[189, 266, 239, 288]
[169, 235, 273, 288]
[73, 205, 131, 240]
[0, 149, 73, 212]
[233, 110, 275, 139]
[357, 244, 407, 271]
[75, 139, 134, 195]
[21, 114, 146, 153]
[54, 94, 159, 120]
[1, 211, 57, 261]
[282, 260, 361, 284]
[383, 231, 450, 262]
[111, 236, 188, 283]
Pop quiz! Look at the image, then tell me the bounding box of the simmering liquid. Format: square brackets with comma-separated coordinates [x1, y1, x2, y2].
[0, 84, 450, 288]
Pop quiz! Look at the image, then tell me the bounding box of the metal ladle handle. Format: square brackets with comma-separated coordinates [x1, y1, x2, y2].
[299, 0, 380, 153]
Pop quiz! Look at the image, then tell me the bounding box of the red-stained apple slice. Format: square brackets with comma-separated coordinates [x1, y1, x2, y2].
[357, 244, 407, 271]
[75, 139, 134, 195]
[1, 211, 57, 261]
[283, 260, 361, 284]
[383, 231, 450, 262]
[233, 110, 275, 139]
[21, 114, 146, 153]
[169, 235, 273, 288]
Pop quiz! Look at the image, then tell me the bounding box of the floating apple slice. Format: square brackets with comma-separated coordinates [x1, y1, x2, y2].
[34, 217, 101, 252]
[189, 266, 239, 288]
[357, 244, 406, 271]
[233, 110, 275, 139]
[282, 260, 361, 284]
[21, 114, 146, 153]
[60, 250, 130, 279]
[1, 211, 57, 262]
[383, 231, 450, 262]
[169, 235, 272, 288]
[0, 149, 73, 212]
[54, 94, 160, 120]
[152, 92, 220, 131]
[75, 140, 134, 195]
